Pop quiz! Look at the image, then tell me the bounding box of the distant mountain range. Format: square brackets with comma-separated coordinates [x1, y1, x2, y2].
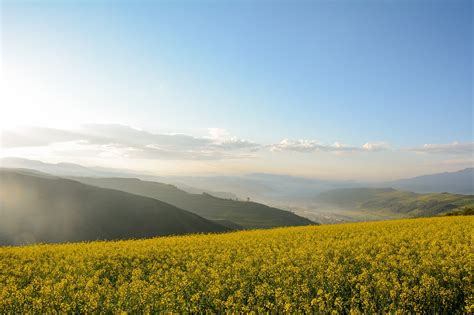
[0, 157, 238, 199]
[316, 187, 474, 218]
[0, 157, 137, 178]
[0, 157, 359, 204]
[163, 173, 360, 205]
[1, 157, 472, 230]
[2, 158, 472, 200]
[0, 169, 230, 245]
[383, 168, 474, 194]
[171, 169, 474, 200]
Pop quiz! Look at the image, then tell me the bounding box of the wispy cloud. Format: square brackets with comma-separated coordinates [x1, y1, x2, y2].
[407, 142, 474, 155]
[1, 124, 261, 160]
[1, 127, 82, 148]
[270, 139, 389, 153]
[425, 158, 474, 167]
[6, 125, 470, 162]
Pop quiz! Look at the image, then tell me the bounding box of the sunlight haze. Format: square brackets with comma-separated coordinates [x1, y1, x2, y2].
[1, 0, 472, 180]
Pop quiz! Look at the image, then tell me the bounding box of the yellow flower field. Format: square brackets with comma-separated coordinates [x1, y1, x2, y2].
[0, 216, 472, 313]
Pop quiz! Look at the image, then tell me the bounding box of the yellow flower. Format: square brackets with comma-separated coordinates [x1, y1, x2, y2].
[0, 216, 471, 313]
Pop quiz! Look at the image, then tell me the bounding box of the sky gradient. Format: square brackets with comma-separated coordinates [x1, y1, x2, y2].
[1, 0, 472, 180]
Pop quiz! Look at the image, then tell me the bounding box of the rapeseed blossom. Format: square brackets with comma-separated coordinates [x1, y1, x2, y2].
[0, 216, 472, 313]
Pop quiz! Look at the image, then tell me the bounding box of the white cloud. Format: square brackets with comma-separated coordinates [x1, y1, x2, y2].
[8, 125, 471, 163]
[1, 124, 261, 160]
[270, 139, 389, 153]
[270, 139, 319, 153]
[407, 142, 474, 155]
[362, 142, 389, 152]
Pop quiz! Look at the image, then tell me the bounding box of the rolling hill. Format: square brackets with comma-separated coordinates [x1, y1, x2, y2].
[0, 169, 230, 245]
[69, 176, 315, 229]
[0, 157, 134, 177]
[316, 187, 474, 218]
[0, 157, 239, 199]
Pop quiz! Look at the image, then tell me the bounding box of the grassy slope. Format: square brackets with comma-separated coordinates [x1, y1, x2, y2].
[0, 216, 472, 313]
[444, 206, 474, 216]
[71, 177, 315, 229]
[317, 187, 474, 217]
[0, 170, 229, 245]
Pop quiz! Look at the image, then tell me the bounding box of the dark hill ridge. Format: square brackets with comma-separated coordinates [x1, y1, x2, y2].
[69, 176, 315, 229]
[0, 169, 229, 245]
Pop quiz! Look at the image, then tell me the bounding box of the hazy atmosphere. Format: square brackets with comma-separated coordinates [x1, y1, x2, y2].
[1, 0, 472, 180]
[1, 0, 473, 313]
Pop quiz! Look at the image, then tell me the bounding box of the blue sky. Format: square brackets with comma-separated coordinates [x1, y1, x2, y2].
[1, 0, 472, 179]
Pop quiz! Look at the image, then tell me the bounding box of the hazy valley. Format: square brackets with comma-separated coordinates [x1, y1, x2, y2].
[1, 157, 472, 245]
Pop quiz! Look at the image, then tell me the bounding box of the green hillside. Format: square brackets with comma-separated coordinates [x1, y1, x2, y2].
[444, 206, 474, 216]
[317, 187, 474, 217]
[71, 177, 315, 229]
[0, 169, 229, 245]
